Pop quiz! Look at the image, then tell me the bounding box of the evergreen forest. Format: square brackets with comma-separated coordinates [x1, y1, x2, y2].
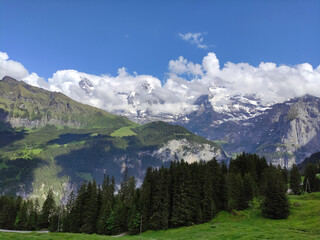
[1, 153, 320, 236]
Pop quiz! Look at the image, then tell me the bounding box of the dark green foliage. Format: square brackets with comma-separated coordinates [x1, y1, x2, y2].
[149, 167, 170, 230]
[227, 173, 247, 211]
[97, 175, 115, 235]
[0, 153, 293, 235]
[290, 164, 301, 195]
[303, 163, 320, 192]
[170, 160, 196, 227]
[243, 173, 255, 204]
[261, 167, 289, 219]
[40, 189, 56, 229]
[0, 196, 16, 229]
[0, 195, 40, 231]
[15, 201, 28, 230]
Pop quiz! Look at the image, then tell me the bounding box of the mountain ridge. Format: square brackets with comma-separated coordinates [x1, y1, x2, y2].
[0, 76, 227, 202]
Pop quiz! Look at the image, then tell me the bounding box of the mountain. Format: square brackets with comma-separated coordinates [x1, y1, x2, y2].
[0, 76, 131, 129]
[178, 94, 320, 168]
[103, 82, 320, 168]
[0, 76, 226, 202]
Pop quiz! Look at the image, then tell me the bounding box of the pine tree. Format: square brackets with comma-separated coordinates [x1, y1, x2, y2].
[290, 164, 301, 195]
[26, 200, 37, 230]
[243, 173, 255, 204]
[227, 173, 246, 210]
[150, 167, 170, 230]
[61, 191, 75, 232]
[97, 175, 114, 235]
[15, 201, 28, 230]
[73, 182, 87, 233]
[303, 163, 319, 192]
[106, 209, 121, 235]
[202, 164, 215, 222]
[40, 189, 56, 229]
[261, 167, 289, 219]
[0, 196, 16, 230]
[140, 167, 153, 231]
[170, 160, 195, 227]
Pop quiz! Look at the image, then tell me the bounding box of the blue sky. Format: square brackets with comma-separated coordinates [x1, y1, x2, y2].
[0, 0, 319, 81]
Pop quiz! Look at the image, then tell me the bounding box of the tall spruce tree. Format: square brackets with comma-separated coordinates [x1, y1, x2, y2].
[40, 189, 56, 229]
[170, 160, 196, 227]
[290, 164, 301, 195]
[140, 167, 153, 231]
[303, 163, 319, 192]
[97, 175, 114, 235]
[150, 167, 170, 230]
[227, 173, 247, 211]
[261, 167, 289, 219]
[15, 201, 28, 230]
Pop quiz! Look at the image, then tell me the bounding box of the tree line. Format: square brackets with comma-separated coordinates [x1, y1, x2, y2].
[1, 153, 319, 235]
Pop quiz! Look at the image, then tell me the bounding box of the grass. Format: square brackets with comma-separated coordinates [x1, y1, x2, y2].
[1, 193, 319, 240]
[111, 126, 137, 137]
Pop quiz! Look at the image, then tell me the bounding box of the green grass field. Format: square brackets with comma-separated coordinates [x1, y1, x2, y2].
[111, 126, 138, 137]
[1, 193, 319, 240]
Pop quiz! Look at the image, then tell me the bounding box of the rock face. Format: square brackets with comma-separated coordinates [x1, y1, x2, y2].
[179, 95, 320, 168]
[111, 90, 320, 168]
[152, 139, 227, 163]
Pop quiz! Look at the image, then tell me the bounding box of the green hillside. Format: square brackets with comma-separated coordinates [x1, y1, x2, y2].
[1, 193, 319, 239]
[0, 76, 132, 129]
[0, 77, 225, 203]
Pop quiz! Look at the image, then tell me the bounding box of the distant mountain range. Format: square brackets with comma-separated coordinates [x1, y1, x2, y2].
[0, 76, 226, 202]
[79, 77, 320, 168]
[178, 94, 320, 168]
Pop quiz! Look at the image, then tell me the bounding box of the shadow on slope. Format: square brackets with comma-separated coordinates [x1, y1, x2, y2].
[0, 110, 28, 148]
[54, 135, 167, 185]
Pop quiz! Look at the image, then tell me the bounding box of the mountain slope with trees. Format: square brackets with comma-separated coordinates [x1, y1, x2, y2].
[0, 76, 226, 203]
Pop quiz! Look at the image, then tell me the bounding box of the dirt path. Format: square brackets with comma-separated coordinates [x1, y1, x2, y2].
[0, 229, 49, 233]
[112, 232, 127, 237]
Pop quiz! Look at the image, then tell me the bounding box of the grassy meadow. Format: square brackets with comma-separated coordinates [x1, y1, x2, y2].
[1, 193, 319, 240]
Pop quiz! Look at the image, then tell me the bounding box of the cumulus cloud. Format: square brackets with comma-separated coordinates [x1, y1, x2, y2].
[178, 32, 208, 49]
[1, 50, 320, 118]
[0, 51, 48, 88]
[0, 52, 29, 80]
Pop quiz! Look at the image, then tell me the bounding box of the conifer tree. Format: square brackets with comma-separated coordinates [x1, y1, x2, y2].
[71, 182, 87, 232]
[0, 196, 16, 229]
[97, 175, 113, 235]
[303, 163, 319, 192]
[150, 167, 170, 230]
[15, 201, 28, 230]
[290, 164, 301, 195]
[261, 167, 289, 219]
[227, 173, 246, 210]
[170, 160, 195, 227]
[140, 167, 153, 231]
[202, 164, 215, 221]
[40, 189, 56, 229]
[243, 173, 255, 204]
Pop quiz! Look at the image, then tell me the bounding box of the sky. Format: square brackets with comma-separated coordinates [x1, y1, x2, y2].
[0, 0, 320, 115]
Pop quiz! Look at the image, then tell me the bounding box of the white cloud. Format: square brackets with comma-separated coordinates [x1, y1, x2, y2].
[1, 50, 320, 118]
[178, 32, 208, 49]
[0, 52, 29, 80]
[0, 51, 48, 88]
[169, 56, 203, 77]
